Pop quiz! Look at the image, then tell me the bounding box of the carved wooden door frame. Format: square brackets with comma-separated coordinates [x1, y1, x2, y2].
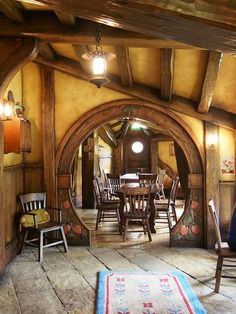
[56, 99, 204, 247]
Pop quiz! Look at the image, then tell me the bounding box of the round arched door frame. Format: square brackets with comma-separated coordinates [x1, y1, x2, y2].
[56, 99, 204, 247]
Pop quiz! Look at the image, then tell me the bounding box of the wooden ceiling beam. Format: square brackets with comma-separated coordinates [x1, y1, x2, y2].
[55, 11, 76, 26]
[120, 121, 130, 138]
[198, 51, 223, 113]
[102, 125, 117, 147]
[72, 45, 91, 73]
[160, 48, 174, 102]
[0, 0, 24, 23]
[39, 42, 56, 61]
[0, 12, 196, 48]
[33, 1, 236, 54]
[98, 127, 115, 148]
[115, 46, 133, 87]
[35, 55, 236, 130]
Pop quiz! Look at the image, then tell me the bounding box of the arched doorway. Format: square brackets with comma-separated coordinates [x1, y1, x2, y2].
[56, 99, 204, 247]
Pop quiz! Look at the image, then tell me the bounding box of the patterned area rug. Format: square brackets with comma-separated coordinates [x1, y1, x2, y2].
[96, 271, 206, 314]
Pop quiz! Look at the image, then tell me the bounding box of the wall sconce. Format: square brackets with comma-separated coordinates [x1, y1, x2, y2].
[0, 98, 14, 121]
[207, 133, 218, 147]
[82, 24, 115, 88]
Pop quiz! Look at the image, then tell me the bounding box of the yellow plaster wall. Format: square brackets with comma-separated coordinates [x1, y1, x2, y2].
[3, 71, 23, 166]
[158, 141, 177, 186]
[219, 127, 235, 181]
[55, 71, 131, 147]
[22, 63, 42, 163]
[98, 136, 112, 175]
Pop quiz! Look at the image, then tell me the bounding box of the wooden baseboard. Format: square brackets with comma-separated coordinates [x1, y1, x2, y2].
[5, 237, 20, 266]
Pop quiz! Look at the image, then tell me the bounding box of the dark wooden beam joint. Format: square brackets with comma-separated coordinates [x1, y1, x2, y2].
[198, 51, 223, 113]
[160, 48, 174, 102]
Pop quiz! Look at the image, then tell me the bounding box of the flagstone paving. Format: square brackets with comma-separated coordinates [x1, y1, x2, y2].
[1, 208, 236, 313]
[0, 244, 236, 314]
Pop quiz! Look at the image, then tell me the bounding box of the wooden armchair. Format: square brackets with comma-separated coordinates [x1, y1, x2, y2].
[208, 199, 236, 292]
[19, 192, 68, 263]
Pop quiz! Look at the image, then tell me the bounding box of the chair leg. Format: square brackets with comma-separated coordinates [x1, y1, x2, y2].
[166, 211, 172, 231]
[123, 218, 128, 241]
[215, 255, 224, 293]
[39, 230, 44, 263]
[60, 226, 68, 253]
[20, 229, 29, 254]
[95, 210, 101, 230]
[145, 218, 152, 242]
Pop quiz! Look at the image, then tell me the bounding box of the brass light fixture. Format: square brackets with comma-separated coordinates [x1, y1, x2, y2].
[82, 24, 115, 88]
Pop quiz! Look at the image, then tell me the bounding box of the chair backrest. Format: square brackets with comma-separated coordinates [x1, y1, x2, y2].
[107, 173, 121, 194]
[169, 176, 180, 204]
[122, 186, 151, 214]
[157, 169, 166, 187]
[138, 173, 158, 188]
[20, 192, 46, 213]
[93, 179, 102, 207]
[208, 199, 223, 251]
[96, 177, 108, 202]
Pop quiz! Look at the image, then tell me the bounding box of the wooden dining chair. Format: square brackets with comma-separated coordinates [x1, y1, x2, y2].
[106, 173, 121, 200]
[156, 169, 166, 200]
[122, 186, 152, 242]
[93, 179, 120, 230]
[154, 176, 179, 230]
[138, 173, 158, 188]
[19, 192, 68, 263]
[208, 199, 236, 293]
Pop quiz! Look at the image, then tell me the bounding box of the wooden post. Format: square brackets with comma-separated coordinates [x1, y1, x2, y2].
[113, 138, 123, 175]
[205, 121, 220, 248]
[151, 138, 158, 174]
[82, 133, 95, 208]
[0, 122, 5, 275]
[41, 65, 56, 207]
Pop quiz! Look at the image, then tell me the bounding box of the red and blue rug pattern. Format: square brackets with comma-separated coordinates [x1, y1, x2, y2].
[96, 271, 206, 314]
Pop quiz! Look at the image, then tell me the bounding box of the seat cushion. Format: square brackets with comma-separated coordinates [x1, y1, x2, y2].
[20, 209, 50, 228]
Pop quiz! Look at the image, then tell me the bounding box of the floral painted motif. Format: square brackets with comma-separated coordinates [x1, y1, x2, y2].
[173, 200, 201, 241]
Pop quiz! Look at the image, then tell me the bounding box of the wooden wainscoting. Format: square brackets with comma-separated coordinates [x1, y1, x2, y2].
[219, 181, 236, 239]
[3, 163, 43, 265]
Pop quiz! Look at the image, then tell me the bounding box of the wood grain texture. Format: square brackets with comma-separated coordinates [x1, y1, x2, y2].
[36, 55, 236, 130]
[0, 38, 38, 100]
[205, 122, 220, 248]
[41, 65, 56, 207]
[0, 0, 24, 23]
[160, 48, 174, 102]
[35, 1, 236, 53]
[0, 12, 193, 48]
[198, 51, 223, 113]
[115, 46, 133, 87]
[55, 99, 204, 247]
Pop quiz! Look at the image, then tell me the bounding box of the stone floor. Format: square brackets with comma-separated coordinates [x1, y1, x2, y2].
[1, 208, 236, 314]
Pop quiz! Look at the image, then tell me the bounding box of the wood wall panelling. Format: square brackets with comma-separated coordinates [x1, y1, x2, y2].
[23, 163, 43, 193]
[219, 181, 236, 239]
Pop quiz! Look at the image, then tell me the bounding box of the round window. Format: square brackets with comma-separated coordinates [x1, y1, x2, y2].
[131, 141, 144, 154]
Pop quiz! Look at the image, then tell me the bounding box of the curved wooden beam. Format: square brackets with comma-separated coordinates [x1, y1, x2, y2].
[56, 99, 204, 247]
[0, 38, 39, 99]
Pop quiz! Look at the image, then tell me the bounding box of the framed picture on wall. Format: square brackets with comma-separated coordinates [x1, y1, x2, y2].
[169, 143, 175, 156]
